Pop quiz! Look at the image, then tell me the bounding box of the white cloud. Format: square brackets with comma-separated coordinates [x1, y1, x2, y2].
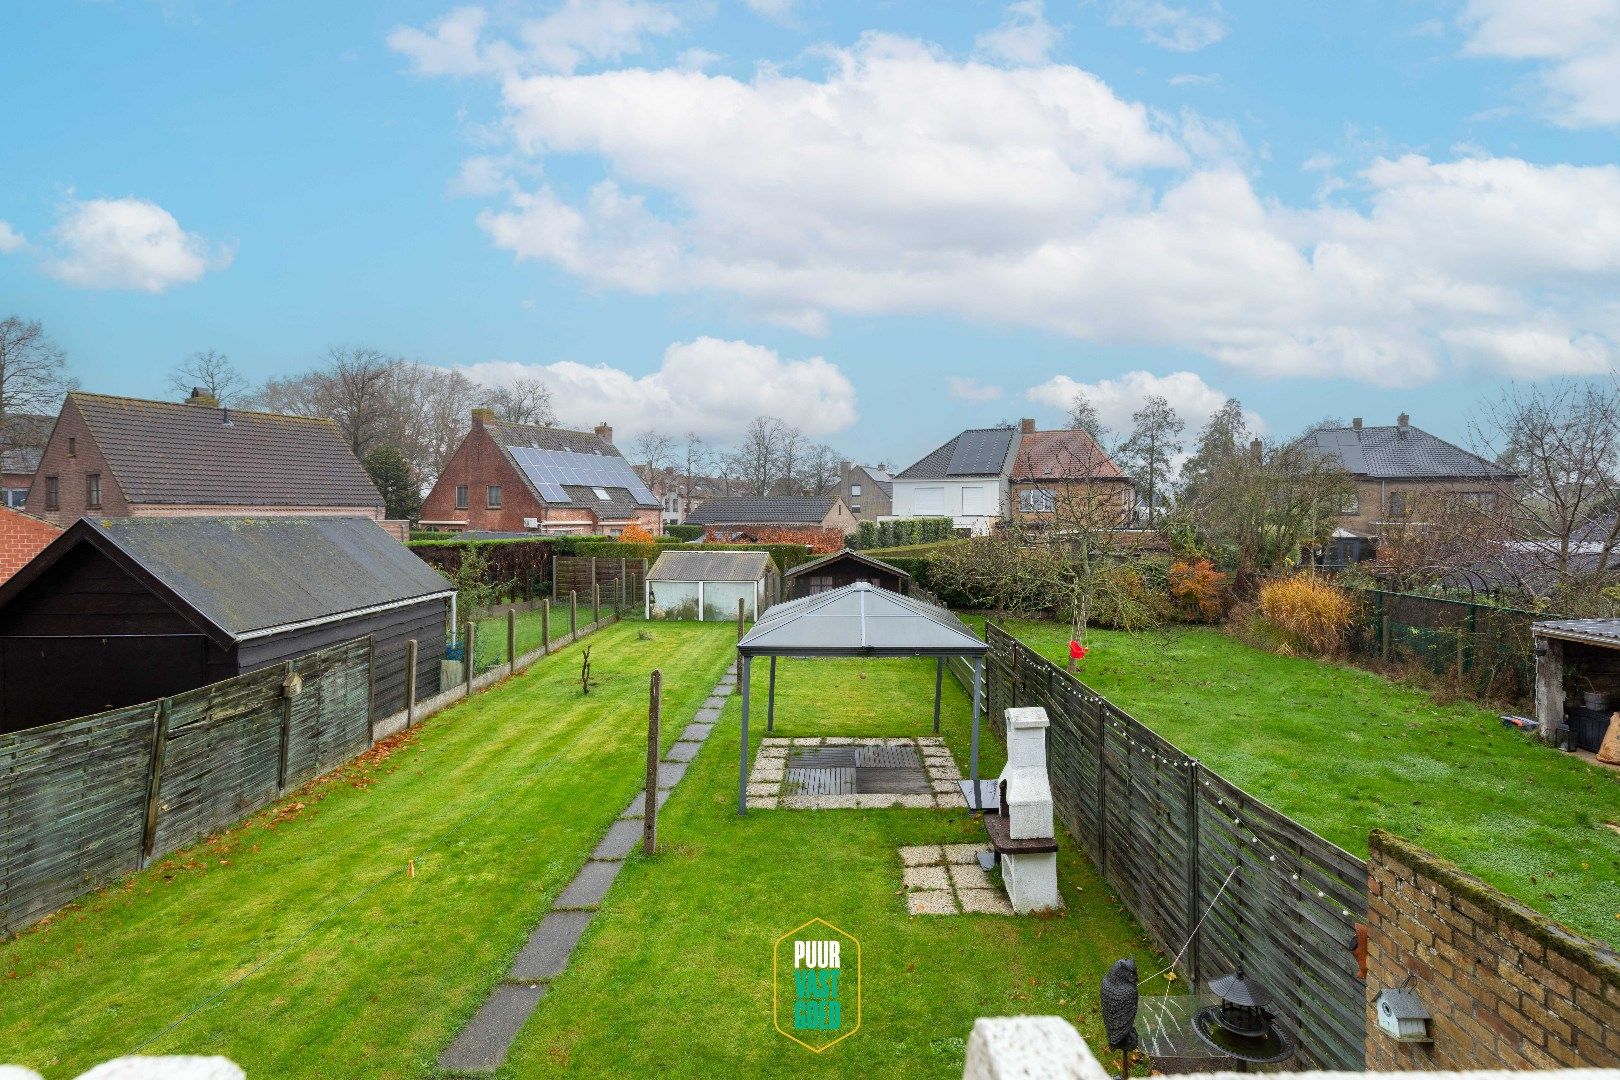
[744, 0, 800, 25]
[412, 21, 1620, 386]
[1169, 72, 1219, 87]
[976, 1, 1062, 66]
[1460, 0, 1620, 127]
[1106, 0, 1228, 53]
[1026, 370, 1260, 439]
[946, 376, 1004, 403]
[0, 222, 24, 254]
[460, 336, 857, 440]
[389, 0, 681, 77]
[43, 197, 231, 293]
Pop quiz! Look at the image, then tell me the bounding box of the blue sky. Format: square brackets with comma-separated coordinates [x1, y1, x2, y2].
[2, 1, 1617, 470]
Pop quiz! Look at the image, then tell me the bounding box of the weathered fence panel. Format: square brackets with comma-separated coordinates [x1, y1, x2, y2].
[551, 556, 647, 607]
[981, 623, 1367, 1071]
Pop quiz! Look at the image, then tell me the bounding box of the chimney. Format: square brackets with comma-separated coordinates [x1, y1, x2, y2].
[471, 407, 494, 427]
[1250, 438, 1263, 462]
[1019, 418, 1036, 434]
[1397, 412, 1410, 431]
[185, 387, 219, 408]
[594, 422, 614, 444]
[1352, 417, 1362, 430]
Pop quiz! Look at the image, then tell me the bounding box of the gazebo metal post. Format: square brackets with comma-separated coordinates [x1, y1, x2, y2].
[969, 655, 983, 811]
[738, 653, 751, 815]
[767, 656, 777, 732]
[933, 657, 944, 734]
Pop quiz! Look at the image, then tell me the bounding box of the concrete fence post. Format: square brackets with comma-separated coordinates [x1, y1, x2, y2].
[405, 639, 419, 726]
[507, 608, 516, 670]
[644, 669, 662, 855]
[541, 599, 551, 653]
[464, 623, 475, 695]
[570, 590, 578, 639]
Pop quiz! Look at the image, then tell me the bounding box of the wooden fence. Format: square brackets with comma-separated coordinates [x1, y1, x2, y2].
[0, 637, 371, 936]
[981, 624, 1368, 1071]
[552, 556, 648, 609]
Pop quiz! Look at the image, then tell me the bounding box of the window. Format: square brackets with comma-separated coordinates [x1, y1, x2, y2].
[1388, 492, 1407, 517]
[850, 483, 862, 497]
[914, 486, 945, 515]
[44, 475, 59, 511]
[592, 486, 610, 500]
[851, 505, 861, 515]
[1019, 489, 1056, 513]
[1338, 491, 1359, 515]
[486, 485, 503, 508]
[67, 437, 76, 458]
[86, 473, 101, 509]
[455, 484, 469, 509]
[961, 485, 986, 515]
[2, 488, 25, 508]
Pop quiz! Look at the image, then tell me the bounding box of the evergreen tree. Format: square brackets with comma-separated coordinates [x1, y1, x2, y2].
[1118, 395, 1184, 528]
[364, 445, 422, 521]
[1066, 390, 1109, 446]
[1178, 398, 1249, 504]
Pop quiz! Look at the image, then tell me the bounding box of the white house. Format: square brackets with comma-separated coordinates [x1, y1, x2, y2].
[888, 425, 1022, 535]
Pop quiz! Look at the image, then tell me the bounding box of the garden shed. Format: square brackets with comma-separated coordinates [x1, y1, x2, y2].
[645, 549, 779, 621]
[0, 516, 453, 732]
[1531, 618, 1620, 752]
[784, 548, 911, 598]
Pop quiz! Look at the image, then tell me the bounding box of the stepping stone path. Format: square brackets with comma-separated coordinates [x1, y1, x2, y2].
[898, 844, 1014, 916]
[437, 667, 734, 1074]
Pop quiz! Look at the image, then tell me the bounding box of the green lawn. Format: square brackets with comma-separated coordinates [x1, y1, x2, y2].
[497, 653, 1163, 1078]
[471, 602, 624, 674]
[0, 620, 737, 1079]
[980, 618, 1620, 948]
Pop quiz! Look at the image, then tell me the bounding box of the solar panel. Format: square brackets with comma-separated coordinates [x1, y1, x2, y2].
[946, 428, 1013, 476]
[507, 446, 658, 506]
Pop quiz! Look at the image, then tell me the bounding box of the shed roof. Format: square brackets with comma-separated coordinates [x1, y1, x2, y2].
[784, 548, 912, 583]
[1532, 618, 1620, 647]
[648, 549, 774, 582]
[738, 581, 985, 657]
[67, 392, 384, 507]
[684, 496, 837, 526]
[1, 516, 452, 644]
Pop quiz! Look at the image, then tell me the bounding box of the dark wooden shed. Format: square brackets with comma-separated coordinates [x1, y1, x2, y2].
[0, 516, 453, 733]
[784, 548, 911, 599]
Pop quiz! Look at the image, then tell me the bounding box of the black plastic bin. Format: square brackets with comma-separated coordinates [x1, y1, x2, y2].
[1566, 706, 1612, 753]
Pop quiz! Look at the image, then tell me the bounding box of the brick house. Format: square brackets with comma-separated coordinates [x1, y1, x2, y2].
[1007, 422, 1134, 528]
[1300, 414, 1516, 564]
[25, 390, 392, 530]
[0, 506, 60, 583]
[419, 411, 661, 536]
[0, 414, 53, 509]
[683, 495, 859, 538]
[838, 462, 893, 521]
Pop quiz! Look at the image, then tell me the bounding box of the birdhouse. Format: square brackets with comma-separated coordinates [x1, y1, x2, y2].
[282, 671, 304, 698]
[1375, 985, 1431, 1042]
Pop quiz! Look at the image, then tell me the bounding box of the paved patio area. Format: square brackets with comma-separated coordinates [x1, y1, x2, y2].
[898, 844, 1013, 915]
[744, 736, 969, 810]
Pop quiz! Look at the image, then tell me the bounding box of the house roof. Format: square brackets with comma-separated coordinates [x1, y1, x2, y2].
[483, 419, 660, 511]
[648, 549, 774, 582]
[784, 548, 912, 584]
[685, 496, 838, 526]
[0, 516, 452, 645]
[0, 413, 53, 476]
[738, 581, 986, 657]
[1011, 429, 1126, 481]
[854, 465, 893, 497]
[1300, 423, 1512, 481]
[65, 392, 383, 507]
[894, 427, 1020, 480]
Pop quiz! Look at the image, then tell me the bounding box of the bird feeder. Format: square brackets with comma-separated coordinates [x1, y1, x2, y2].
[1191, 967, 1295, 1065]
[1375, 981, 1432, 1043]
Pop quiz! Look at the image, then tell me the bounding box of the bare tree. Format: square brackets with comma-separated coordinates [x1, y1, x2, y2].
[800, 443, 842, 496]
[728, 416, 794, 495]
[0, 316, 75, 424]
[408, 365, 484, 477]
[167, 348, 246, 405]
[484, 376, 556, 427]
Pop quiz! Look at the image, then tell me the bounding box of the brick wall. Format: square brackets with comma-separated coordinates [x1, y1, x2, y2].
[0, 507, 60, 582]
[1366, 830, 1620, 1071]
[25, 398, 129, 525]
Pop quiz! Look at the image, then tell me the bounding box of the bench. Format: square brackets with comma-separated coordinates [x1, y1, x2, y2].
[981, 779, 1058, 864]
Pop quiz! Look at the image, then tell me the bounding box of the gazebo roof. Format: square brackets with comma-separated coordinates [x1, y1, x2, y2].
[737, 581, 986, 657]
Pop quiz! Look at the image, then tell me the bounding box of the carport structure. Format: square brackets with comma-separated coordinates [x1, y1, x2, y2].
[735, 581, 990, 813]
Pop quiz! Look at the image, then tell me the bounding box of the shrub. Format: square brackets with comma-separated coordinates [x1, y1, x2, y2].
[703, 526, 844, 554]
[618, 523, 655, 543]
[1257, 573, 1353, 656]
[664, 524, 704, 542]
[1169, 558, 1230, 622]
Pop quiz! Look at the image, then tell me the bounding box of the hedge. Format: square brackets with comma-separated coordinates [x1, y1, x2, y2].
[663, 524, 704, 541]
[407, 534, 816, 582]
[851, 517, 954, 551]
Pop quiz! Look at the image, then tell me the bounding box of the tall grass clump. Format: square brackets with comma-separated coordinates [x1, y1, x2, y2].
[1257, 573, 1353, 656]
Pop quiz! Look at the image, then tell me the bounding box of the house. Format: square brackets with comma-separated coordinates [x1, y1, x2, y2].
[839, 461, 893, 521]
[419, 411, 661, 536]
[24, 390, 395, 532]
[1008, 423, 1134, 528]
[645, 549, 780, 620]
[0, 507, 60, 584]
[0, 413, 53, 508]
[889, 423, 1022, 534]
[0, 516, 452, 732]
[684, 495, 858, 538]
[646, 467, 732, 526]
[784, 548, 911, 598]
[1300, 413, 1516, 564]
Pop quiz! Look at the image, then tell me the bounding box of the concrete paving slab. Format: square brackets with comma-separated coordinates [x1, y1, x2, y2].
[899, 844, 944, 866]
[906, 890, 958, 915]
[958, 888, 1015, 915]
[665, 741, 702, 763]
[680, 722, 714, 741]
[592, 818, 643, 859]
[617, 787, 672, 819]
[437, 982, 547, 1074]
[554, 860, 625, 911]
[694, 707, 723, 723]
[509, 910, 595, 981]
[655, 760, 689, 789]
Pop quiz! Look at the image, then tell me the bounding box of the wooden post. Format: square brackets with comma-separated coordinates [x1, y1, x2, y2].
[620, 558, 628, 612]
[140, 699, 171, 862]
[590, 556, 598, 609]
[507, 608, 517, 670]
[593, 582, 601, 627]
[405, 638, 419, 726]
[1535, 634, 1565, 742]
[570, 590, 578, 639]
[541, 599, 551, 653]
[277, 661, 294, 791]
[552, 554, 559, 601]
[464, 622, 475, 694]
[644, 669, 662, 855]
[366, 635, 378, 742]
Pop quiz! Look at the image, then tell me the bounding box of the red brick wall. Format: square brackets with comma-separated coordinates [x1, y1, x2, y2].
[0, 506, 61, 582]
[25, 399, 130, 525]
[1366, 829, 1620, 1071]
